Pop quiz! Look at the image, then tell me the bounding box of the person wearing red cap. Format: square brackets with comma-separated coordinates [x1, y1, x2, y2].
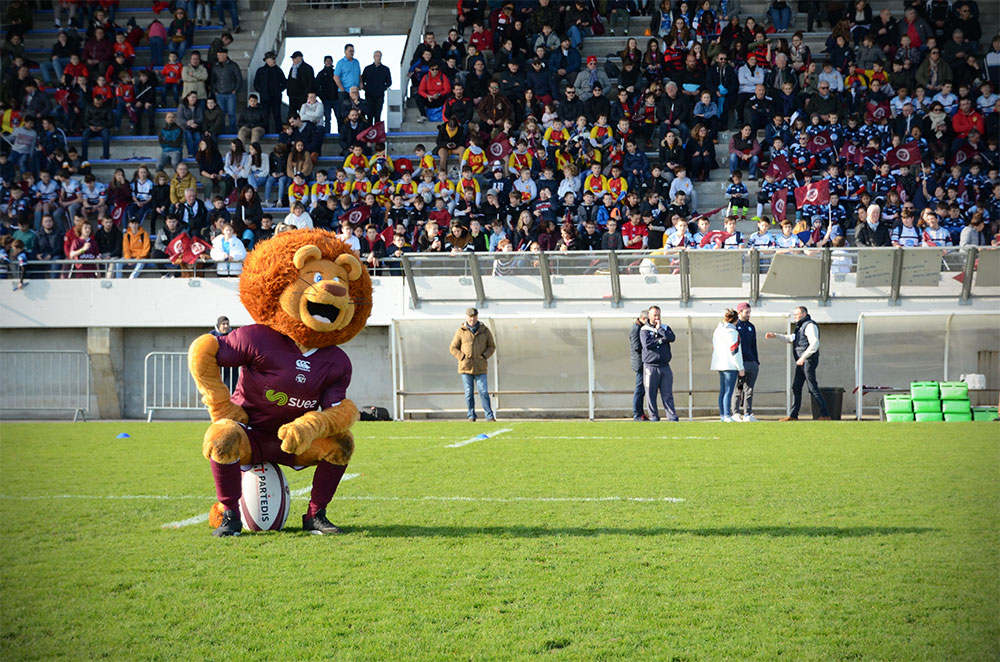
[574, 56, 610, 100]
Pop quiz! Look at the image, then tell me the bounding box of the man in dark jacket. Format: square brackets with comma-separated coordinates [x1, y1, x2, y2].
[443, 84, 475, 127]
[81, 96, 113, 160]
[286, 51, 315, 125]
[361, 50, 392, 124]
[640, 305, 678, 422]
[253, 51, 287, 132]
[556, 85, 584, 123]
[766, 306, 830, 421]
[237, 93, 268, 145]
[629, 309, 649, 420]
[315, 55, 338, 134]
[157, 111, 184, 171]
[855, 208, 891, 246]
[209, 48, 242, 133]
[95, 215, 123, 278]
[732, 302, 759, 421]
[705, 53, 738, 130]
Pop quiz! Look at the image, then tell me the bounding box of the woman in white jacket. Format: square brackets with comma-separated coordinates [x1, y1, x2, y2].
[223, 139, 252, 193]
[711, 308, 745, 422]
[210, 223, 247, 277]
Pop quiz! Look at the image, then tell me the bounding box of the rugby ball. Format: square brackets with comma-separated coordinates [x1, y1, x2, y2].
[238, 462, 291, 531]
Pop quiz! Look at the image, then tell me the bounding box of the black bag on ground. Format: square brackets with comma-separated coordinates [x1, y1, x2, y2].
[359, 405, 391, 421]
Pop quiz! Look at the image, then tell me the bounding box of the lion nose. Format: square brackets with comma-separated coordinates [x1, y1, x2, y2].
[322, 282, 347, 298]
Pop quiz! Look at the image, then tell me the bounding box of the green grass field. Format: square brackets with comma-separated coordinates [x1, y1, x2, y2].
[1, 421, 997, 661]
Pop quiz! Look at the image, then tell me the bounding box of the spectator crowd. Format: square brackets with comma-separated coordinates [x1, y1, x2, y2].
[1, 0, 998, 284]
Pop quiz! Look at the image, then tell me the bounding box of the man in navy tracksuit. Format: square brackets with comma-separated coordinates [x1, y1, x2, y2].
[640, 305, 678, 422]
[732, 302, 759, 421]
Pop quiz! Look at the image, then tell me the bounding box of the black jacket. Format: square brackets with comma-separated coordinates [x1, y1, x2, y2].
[361, 63, 392, 100]
[315, 65, 338, 102]
[854, 221, 891, 247]
[253, 63, 286, 101]
[238, 104, 268, 129]
[629, 320, 643, 372]
[84, 103, 113, 129]
[286, 62, 315, 100]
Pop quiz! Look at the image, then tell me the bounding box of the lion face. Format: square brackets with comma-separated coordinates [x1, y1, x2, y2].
[279, 246, 364, 334]
[239, 230, 372, 349]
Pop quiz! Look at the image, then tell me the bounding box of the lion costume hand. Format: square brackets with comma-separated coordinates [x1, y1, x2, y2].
[278, 400, 359, 455]
[188, 334, 248, 423]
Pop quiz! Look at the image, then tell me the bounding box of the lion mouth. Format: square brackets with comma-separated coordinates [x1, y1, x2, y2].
[306, 300, 342, 325]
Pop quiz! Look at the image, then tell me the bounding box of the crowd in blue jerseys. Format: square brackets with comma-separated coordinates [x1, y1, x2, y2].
[2, 0, 999, 282]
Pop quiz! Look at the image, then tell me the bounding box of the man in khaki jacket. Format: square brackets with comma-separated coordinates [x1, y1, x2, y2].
[449, 307, 497, 421]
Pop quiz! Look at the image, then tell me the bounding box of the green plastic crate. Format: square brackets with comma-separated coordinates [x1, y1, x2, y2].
[973, 407, 998, 422]
[912, 399, 942, 413]
[883, 394, 913, 413]
[941, 399, 970, 414]
[886, 412, 915, 422]
[944, 412, 973, 422]
[915, 412, 944, 422]
[939, 382, 969, 400]
[910, 381, 940, 400]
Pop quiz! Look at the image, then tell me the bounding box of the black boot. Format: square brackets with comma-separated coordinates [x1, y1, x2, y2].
[212, 509, 242, 537]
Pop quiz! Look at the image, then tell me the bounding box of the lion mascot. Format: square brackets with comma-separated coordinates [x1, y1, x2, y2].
[188, 229, 372, 536]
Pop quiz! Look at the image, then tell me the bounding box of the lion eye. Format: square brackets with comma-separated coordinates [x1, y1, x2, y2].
[313, 273, 323, 283]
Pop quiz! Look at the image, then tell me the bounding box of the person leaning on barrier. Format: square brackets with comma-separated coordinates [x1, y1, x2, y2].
[640, 305, 678, 422]
[629, 309, 649, 421]
[766, 305, 831, 422]
[449, 307, 497, 422]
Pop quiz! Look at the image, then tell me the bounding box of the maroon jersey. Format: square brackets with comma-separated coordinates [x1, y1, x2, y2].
[215, 324, 352, 434]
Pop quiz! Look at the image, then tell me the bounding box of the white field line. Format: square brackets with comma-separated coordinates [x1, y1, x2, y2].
[445, 427, 514, 448]
[524, 436, 721, 440]
[334, 495, 684, 503]
[157, 473, 360, 529]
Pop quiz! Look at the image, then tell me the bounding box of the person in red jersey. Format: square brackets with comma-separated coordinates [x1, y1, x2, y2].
[189, 230, 373, 536]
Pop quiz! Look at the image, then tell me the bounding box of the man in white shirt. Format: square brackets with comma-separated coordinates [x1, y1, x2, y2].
[765, 306, 831, 421]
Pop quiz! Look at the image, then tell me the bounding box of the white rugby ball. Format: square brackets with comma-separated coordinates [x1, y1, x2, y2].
[239, 462, 291, 531]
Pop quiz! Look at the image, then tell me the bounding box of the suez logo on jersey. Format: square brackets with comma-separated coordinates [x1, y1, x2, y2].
[264, 389, 318, 409]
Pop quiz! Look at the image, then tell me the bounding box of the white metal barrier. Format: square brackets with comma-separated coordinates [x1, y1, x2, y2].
[0, 351, 90, 421]
[143, 352, 239, 421]
[391, 315, 795, 421]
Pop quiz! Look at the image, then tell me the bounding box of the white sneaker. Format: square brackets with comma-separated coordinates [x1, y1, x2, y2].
[731, 413, 742, 422]
[721, 416, 733, 422]
[745, 414, 758, 422]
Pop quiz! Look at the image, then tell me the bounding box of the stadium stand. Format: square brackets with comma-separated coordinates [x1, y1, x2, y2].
[1, 0, 998, 280]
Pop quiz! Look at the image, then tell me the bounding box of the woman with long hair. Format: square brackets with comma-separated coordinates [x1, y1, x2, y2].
[233, 185, 263, 239]
[69, 219, 99, 278]
[247, 141, 269, 192]
[196, 136, 226, 199]
[223, 138, 251, 193]
[285, 139, 314, 182]
[685, 123, 715, 181]
[107, 168, 131, 223]
[711, 308, 744, 422]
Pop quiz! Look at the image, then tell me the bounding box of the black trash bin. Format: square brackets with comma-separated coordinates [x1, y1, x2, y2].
[811, 387, 844, 420]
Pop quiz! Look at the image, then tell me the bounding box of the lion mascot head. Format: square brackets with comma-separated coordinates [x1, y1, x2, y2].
[239, 229, 372, 348]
